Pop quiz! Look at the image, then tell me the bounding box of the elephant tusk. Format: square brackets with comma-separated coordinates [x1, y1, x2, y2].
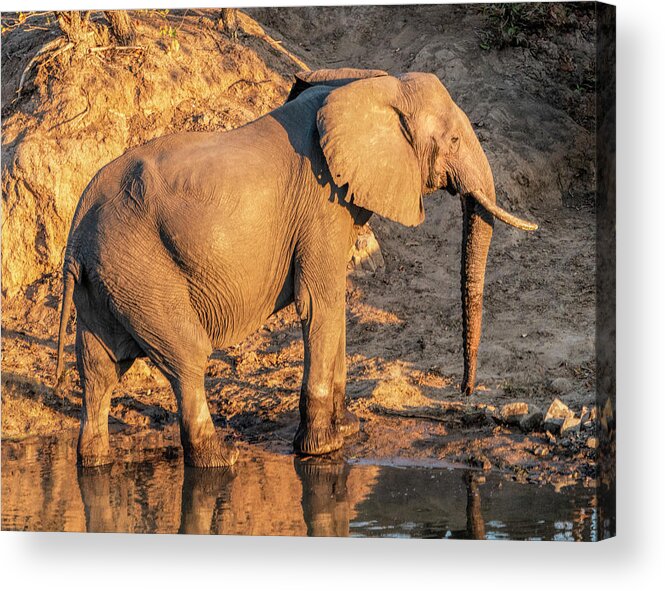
[469, 190, 538, 231]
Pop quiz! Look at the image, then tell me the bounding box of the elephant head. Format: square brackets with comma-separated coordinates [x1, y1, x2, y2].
[290, 69, 537, 394]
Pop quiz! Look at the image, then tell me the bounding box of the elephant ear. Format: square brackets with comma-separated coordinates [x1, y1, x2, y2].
[316, 76, 424, 227]
[286, 68, 388, 102]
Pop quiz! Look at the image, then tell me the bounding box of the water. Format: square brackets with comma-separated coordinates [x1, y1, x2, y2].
[1, 429, 597, 540]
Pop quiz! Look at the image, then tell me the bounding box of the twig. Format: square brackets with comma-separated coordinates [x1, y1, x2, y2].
[88, 44, 144, 53]
[176, 9, 190, 32]
[2, 11, 53, 33]
[373, 406, 450, 424]
[16, 39, 74, 98]
[225, 78, 272, 92]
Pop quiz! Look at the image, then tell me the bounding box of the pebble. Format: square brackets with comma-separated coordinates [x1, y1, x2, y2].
[560, 415, 581, 435]
[544, 398, 574, 433]
[550, 377, 575, 396]
[519, 409, 544, 432]
[499, 402, 529, 425]
[586, 436, 599, 449]
[545, 398, 574, 421]
[544, 418, 563, 433]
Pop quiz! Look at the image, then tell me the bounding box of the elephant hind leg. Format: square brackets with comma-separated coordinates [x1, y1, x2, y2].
[111, 280, 238, 467]
[76, 324, 134, 467]
[168, 371, 239, 468]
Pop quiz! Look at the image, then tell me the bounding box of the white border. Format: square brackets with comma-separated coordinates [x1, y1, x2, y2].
[2, 1, 664, 589]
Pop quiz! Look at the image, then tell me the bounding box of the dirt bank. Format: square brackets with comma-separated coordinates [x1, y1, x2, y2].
[2, 7, 602, 491]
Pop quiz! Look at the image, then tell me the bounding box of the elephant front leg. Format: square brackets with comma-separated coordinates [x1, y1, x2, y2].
[294, 286, 345, 456]
[331, 318, 360, 438]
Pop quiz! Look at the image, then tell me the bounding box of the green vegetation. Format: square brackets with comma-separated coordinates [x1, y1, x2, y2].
[478, 3, 577, 50]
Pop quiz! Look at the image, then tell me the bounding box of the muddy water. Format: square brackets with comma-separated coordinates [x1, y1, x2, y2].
[2, 429, 596, 540]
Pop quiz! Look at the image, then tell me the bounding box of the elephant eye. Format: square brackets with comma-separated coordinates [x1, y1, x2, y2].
[450, 135, 460, 153]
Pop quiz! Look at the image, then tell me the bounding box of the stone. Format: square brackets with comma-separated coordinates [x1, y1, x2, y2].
[544, 417, 564, 434]
[543, 398, 573, 433]
[549, 377, 575, 396]
[348, 225, 385, 277]
[132, 359, 153, 380]
[586, 436, 599, 449]
[519, 409, 544, 432]
[499, 402, 529, 425]
[560, 415, 581, 436]
[545, 398, 573, 421]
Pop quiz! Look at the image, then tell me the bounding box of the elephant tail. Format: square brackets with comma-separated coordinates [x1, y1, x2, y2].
[55, 263, 78, 393]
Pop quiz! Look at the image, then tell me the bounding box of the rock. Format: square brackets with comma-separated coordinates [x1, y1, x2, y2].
[519, 409, 544, 432]
[545, 398, 573, 420]
[493, 403, 543, 431]
[498, 402, 529, 425]
[132, 359, 153, 380]
[348, 225, 385, 276]
[543, 398, 573, 433]
[549, 377, 575, 396]
[560, 415, 581, 436]
[586, 436, 599, 449]
[130, 359, 169, 386]
[544, 417, 564, 434]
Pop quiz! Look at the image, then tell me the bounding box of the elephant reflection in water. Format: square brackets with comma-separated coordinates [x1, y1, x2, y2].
[77, 459, 486, 538]
[77, 465, 116, 533]
[76, 463, 235, 534]
[294, 457, 352, 537]
[293, 461, 487, 539]
[178, 467, 236, 535]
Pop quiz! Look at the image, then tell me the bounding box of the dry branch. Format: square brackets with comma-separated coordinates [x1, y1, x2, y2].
[88, 45, 144, 53]
[16, 38, 74, 98]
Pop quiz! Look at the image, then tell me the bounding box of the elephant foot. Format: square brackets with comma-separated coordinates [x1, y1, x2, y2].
[333, 409, 360, 438]
[294, 422, 344, 456]
[183, 433, 239, 468]
[77, 432, 112, 468]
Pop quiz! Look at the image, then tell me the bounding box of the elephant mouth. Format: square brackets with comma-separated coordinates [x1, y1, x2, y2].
[442, 171, 459, 196]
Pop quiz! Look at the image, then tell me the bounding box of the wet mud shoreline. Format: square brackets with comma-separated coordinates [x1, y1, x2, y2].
[1, 428, 600, 540]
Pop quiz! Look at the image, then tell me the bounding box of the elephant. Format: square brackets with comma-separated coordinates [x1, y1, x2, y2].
[55, 67, 537, 468]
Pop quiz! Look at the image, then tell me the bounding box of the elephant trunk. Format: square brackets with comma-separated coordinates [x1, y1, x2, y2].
[460, 191, 494, 395]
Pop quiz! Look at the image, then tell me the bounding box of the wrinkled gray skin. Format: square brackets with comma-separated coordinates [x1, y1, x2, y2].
[56, 68, 536, 468]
